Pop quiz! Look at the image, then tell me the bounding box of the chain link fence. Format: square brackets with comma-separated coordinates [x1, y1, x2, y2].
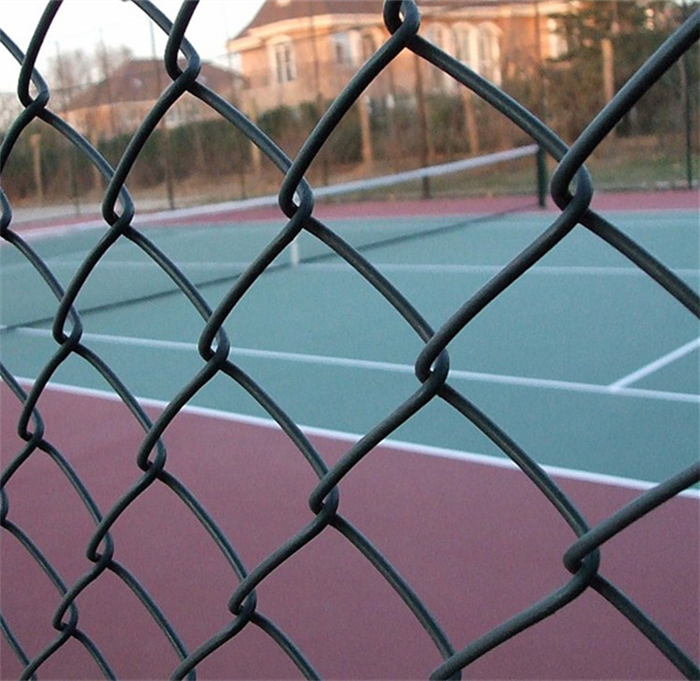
[1, 1, 698, 678]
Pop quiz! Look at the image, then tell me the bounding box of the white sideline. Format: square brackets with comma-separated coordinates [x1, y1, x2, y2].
[306, 263, 700, 277]
[12, 327, 700, 404]
[23, 259, 700, 279]
[6, 376, 699, 500]
[609, 337, 700, 390]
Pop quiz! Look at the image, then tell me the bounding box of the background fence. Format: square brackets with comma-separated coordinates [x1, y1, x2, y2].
[0, 0, 697, 212]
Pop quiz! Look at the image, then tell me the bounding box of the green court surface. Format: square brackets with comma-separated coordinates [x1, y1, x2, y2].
[2, 207, 698, 487]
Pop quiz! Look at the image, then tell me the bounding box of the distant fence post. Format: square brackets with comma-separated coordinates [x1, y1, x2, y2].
[681, 0, 694, 190]
[536, 145, 547, 208]
[29, 133, 44, 205]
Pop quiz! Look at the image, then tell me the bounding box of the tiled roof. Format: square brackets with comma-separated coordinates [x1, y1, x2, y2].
[234, 0, 550, 39]
[65, 59, 238, 110]
[237, 0, 384, 37]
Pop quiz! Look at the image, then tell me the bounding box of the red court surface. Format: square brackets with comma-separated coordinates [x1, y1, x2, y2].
[1, 383, 697, 679]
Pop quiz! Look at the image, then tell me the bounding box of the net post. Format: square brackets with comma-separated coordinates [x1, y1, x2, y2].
[290, 237, 300, 267]
[536, 145, 548, 208]
[421, 173, 432, 200]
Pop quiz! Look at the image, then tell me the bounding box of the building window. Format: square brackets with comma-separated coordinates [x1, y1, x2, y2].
[453, 22, 501, 85]
[546, 18, 567, 59]
[425, 22, 454, 56]
[361, 32, 377, 61]
[477, 23, 501, 85]
[425, 23, 454, 91]
[270, 38, 295, 84]
[331, 32, 353, 65]
[454, 22, 477, 66]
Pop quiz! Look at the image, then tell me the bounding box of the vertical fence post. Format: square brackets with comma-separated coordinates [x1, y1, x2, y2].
[29, 133, 44, 205]
[414, 54, 431, 200]
[681, 0, 694, 190]
[536, 145, 547, 208]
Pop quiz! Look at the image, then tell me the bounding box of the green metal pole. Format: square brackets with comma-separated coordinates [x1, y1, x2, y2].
[681, 0, 694, 190]
[536, 145, 548, 208]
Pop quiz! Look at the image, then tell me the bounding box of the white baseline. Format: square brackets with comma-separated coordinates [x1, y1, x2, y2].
[8, 376, 699, 499]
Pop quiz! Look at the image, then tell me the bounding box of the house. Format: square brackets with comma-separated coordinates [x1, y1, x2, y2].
[226, 0, 573, 116]
[61, 58, 242, 141]
[0, 92, 23, 133]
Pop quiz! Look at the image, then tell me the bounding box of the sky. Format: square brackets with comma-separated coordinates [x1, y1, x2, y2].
[0, 0, 265, 94]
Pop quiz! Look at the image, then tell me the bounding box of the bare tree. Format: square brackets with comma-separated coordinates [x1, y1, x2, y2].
[47, 43, 133, 111]
[47, 46, 90, 111]
[95, 42, 133, 82]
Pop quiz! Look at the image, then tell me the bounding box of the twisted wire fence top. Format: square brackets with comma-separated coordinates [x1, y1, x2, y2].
[1, 1, 698, 679]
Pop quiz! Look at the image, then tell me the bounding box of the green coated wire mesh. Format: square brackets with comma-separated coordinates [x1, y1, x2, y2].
[1, 1, 698, 679]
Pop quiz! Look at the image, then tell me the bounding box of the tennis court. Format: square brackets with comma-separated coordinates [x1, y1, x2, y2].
[1, 188, 698, 679]
[3, 193, 699, 485]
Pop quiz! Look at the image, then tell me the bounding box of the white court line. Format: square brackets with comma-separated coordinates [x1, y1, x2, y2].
[301, 263, 700, 277]
[609, 337, 700, 390]
[18, 259, 699, 279]
[29, 260, 256, 271]
[7, 376, 699, 499]
[12, 327, 700, 404]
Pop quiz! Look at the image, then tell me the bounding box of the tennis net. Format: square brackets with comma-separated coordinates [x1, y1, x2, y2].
[2, 144, 545, 331]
